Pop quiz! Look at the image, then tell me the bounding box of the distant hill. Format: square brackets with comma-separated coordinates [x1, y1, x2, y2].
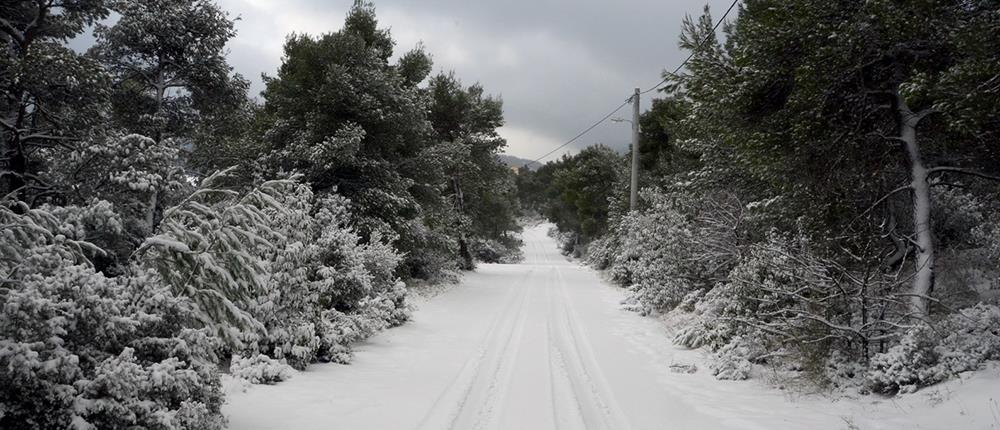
[497, 154, 538, 171]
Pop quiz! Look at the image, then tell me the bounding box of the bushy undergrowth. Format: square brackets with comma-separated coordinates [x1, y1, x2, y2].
[230, 354, 294, 385]
[585, 188, 1000, 391]
[229, 181, 410, 369]
[588, 190, 741, 316]
[0, 175, 413, 427]
[866, 304, 1000, 393]
[0, 202, 224, 429]
[469, 237, 524, 264]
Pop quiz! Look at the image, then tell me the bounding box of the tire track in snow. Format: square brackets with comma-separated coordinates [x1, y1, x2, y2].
[545, 265, 590, 430]
[415, 268, 532, 430]
[549, 266, 634, 430]
[466, 285, 530, 430]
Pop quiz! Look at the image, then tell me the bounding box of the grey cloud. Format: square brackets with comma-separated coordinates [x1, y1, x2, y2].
[365, 0, 736, 159]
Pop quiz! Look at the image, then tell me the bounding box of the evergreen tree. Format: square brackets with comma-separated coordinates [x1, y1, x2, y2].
[1, 0, 111, 203]
[425, 72, 520, 266]
[91, 0, 248, 144]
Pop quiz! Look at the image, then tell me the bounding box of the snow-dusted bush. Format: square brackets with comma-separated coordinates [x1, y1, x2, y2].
[930, 188, 1000, 306]
[469, 238, 524, 264]
[673, 292, 739, 351]
[866, 303, 1000, 394]
[671, 230, 887, 380]
[317, 281, 410, 364]
[230, 354, 294, 385]
[600, 211, 692, 314]
[0, 202, 224, 429]
[823, 350, 868, 389]
[138, 170, 277, 347]
[42, 200, 132, 273]
[74, 347, 224, 429]
[220, 180, 410, 368]
[547, 226, 579, 256]
[710, 336, 764, 380]
[393, 215, 464, 282]
[589, 190, 741, 315]
[593, 189, 934, 383]
[1, 168, 418, 426]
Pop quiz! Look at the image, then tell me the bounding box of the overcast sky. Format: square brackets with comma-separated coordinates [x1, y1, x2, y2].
[145, 0, 735, 160]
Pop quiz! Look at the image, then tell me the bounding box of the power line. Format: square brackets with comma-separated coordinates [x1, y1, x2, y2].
[525, 98, 631, 167]
[640, 0, 740, 95]
[525, 0, 741, 166]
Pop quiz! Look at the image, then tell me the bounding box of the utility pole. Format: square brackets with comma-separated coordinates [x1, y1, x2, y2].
[629, 87, 640, 211]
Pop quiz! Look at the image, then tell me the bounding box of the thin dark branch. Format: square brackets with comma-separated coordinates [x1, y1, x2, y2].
[928, 166, 1000, 183]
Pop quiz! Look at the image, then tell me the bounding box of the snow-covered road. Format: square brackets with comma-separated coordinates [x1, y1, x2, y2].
[224, 223, 1000, 430]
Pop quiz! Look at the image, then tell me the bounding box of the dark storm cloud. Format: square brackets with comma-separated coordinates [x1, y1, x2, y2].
[221, 0, 737, 158]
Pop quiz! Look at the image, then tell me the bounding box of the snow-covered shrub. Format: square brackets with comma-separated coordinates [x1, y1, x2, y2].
[673, 292, 739, 351]
[547, 226, 579, 256]
[866, 303, 1000, 394]
[592, 190, 753, 316]
[710, 336, 764, 380]
[677, 289, 706, 312]
[585, 234, 618, 271]
[138, 170, 282, 347]
[671, 230, 873, 380]
[256, 321, 321, 371]
[240, 184, 329, 368]
[74, 347, 224, 429]
[397, 217, 462, 282]
[469, 238, 524, 264]
[230, 354, 294, 385]
[598, 214, 673, 313]
[865, 329, 941, 394]
[228, 181, 409, 368]
[821, 349, 867, 389]
[42, 200, 132, 274]
[0, 202, 224, 429]
[363, 280, 411, 329]
[315, 281, 410, 364]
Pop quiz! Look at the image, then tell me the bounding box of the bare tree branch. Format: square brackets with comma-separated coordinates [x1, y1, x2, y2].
[927, 166, 1000, 183]
[854, 184, 912, 224]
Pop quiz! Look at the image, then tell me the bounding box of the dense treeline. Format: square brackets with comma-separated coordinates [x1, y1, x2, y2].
[520, 0, 1000, 393]
[0, 0, 519, 427]
[517, 145, 627, 247]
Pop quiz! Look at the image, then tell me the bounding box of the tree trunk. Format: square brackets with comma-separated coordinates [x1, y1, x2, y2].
[146, 189, 159, 234]
[897, 93, 934, 319]
[1, 135, 25, 199]
[452, 176, 474, 270]
[146, 70, 167, 231]
[154, 72, 166, 144]
[2, 93, 30, 201]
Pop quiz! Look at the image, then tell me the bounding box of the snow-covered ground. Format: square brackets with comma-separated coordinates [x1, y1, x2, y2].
[223, 223, 1000, 430]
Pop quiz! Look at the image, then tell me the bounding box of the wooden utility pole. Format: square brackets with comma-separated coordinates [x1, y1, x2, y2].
[629, 87, 640, 211]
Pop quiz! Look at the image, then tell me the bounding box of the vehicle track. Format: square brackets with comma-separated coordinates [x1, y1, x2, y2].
[548, 266, 634, 430]
[416, 269, 533, 430]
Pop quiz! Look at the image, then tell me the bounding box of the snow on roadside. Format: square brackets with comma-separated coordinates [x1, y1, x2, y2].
[223, 224, 1000, 429]
[645, 308, 1000, 429]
